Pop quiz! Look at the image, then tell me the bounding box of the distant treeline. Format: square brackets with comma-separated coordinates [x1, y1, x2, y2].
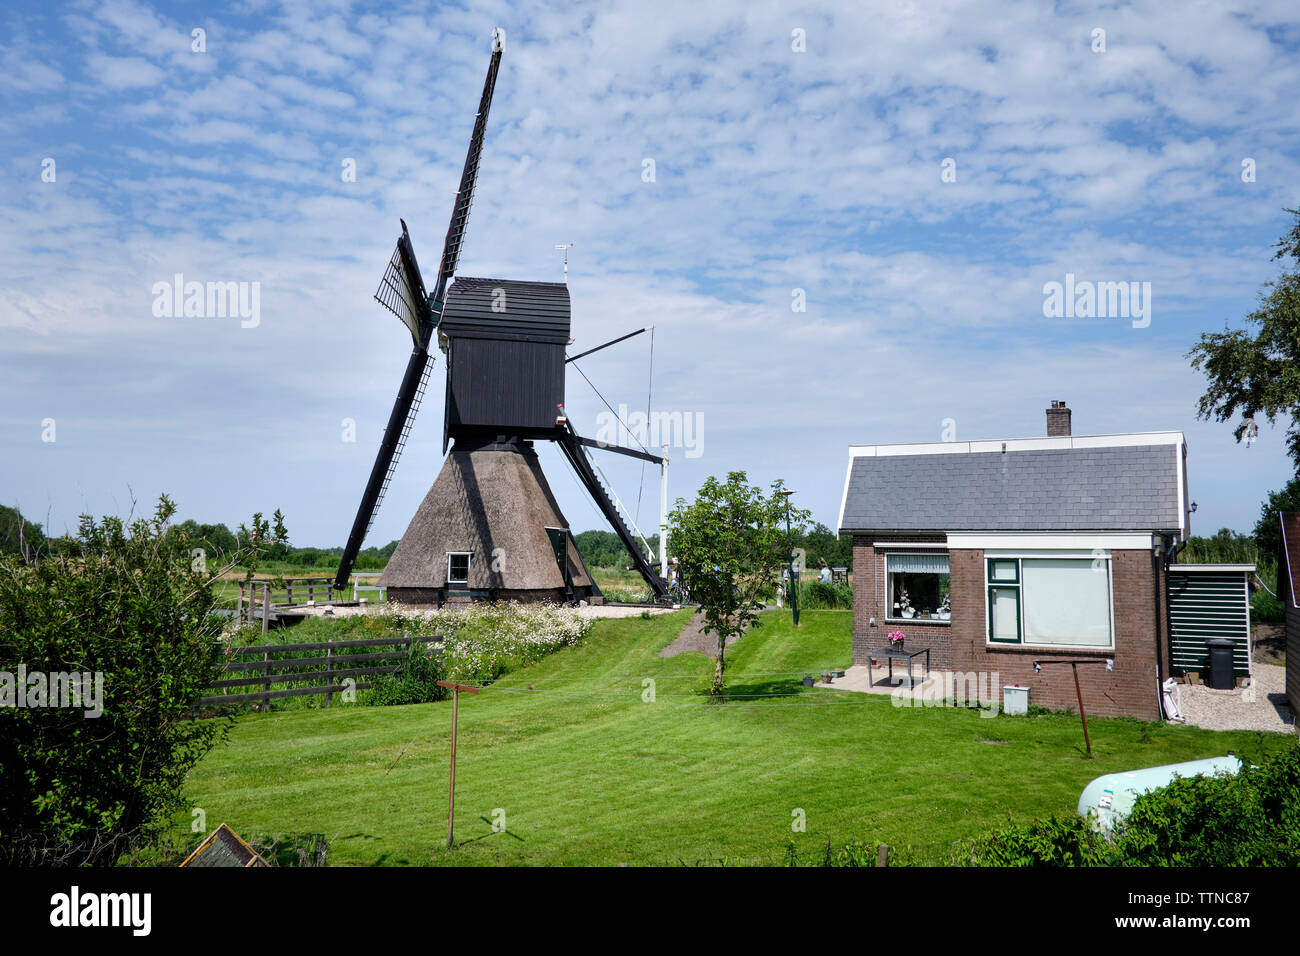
[3, 504, 854, 574]
[160, 520, 398, 570]
[0, 507, 396, 571]
[573, 522, 853, 571]
[1178, 526, 1284, 622]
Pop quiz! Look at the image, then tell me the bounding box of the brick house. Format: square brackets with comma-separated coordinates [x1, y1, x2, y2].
[836, 403, 1189, 720]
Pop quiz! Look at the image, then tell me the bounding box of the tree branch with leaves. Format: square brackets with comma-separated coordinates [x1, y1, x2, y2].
[1189, 207, 1300, 463]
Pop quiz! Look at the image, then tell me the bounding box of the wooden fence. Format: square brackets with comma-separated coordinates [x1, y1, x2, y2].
[236, 578, 338, 633]
[196, 635, 440, 710]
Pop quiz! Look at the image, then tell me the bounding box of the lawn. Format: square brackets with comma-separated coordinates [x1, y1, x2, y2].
[181, 608, 1293, 865]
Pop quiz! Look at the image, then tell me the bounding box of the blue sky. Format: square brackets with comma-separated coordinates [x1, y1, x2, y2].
[2, 0, 1298, 547]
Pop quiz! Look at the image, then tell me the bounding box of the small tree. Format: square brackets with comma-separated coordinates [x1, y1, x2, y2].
[237, 508, 290, 587]
[668, 473, 808, 698]
[1189, 208, 1300, 463]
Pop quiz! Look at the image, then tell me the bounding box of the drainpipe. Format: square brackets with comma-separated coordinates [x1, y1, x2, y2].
[1152, 533, 1186, 719]
[1151, 537, 1165, 719]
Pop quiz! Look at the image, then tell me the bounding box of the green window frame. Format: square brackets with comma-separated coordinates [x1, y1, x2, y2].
[985, 556, 1114, 648]
[987, 587, 1022, 642]
[988, 558, 1019, 584]
[987, 558, 1021, 643]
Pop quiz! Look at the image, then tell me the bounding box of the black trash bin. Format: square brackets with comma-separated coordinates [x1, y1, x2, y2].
[1206, 638, 1236, 690]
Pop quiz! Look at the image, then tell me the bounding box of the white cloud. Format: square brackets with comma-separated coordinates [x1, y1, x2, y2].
[2, 0, 1298, 542]
[85, 52, 166, 88]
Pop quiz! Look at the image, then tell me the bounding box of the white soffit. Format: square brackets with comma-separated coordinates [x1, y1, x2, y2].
[848, 431, 1185, 459]
[947, 532, 1159, 551]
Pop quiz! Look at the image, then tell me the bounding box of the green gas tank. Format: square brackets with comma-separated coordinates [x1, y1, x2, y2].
[1077, 755, 1242, 832]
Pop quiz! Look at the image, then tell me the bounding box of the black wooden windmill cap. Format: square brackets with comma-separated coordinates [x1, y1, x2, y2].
[439, 277, 571, 343]
[440, 276, 572, 448]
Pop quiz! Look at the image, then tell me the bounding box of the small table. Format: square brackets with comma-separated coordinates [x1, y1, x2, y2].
[866, 645, 930, 689]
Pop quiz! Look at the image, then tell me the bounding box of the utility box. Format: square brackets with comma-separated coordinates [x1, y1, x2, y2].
[1002, 684, 1029, 716]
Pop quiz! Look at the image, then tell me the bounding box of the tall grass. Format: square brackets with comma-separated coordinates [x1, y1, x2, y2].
[1177, 536, 1283, 623]
[796, 579, 853, 610]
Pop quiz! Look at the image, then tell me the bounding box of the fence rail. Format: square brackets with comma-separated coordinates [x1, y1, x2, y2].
[235, 578, 339, 634]
[196, 634, 440, 709]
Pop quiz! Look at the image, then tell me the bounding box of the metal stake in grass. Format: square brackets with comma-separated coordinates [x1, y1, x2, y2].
[1032, 659, 1112, 755]
[438, 680, 480, 849]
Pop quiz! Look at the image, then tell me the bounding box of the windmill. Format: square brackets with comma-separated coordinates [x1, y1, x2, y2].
[333, 29, 670, 606]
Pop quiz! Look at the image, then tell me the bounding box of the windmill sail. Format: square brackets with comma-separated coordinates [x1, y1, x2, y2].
[375, 221, 431, 347]
[433, 29, 503, 305]
[332, 34, 503, 594]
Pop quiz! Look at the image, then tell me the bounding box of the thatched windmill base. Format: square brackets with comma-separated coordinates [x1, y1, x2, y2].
[378, 438, 599, 606]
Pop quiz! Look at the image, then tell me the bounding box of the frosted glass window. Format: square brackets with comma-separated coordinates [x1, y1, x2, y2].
[989, 559, 1018, 582]
[989, 587, 1020, 641]
[1021, 559, 1112, 647]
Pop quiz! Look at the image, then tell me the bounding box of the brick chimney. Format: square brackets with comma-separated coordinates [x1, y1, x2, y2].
[1047, 400, 1072, 437]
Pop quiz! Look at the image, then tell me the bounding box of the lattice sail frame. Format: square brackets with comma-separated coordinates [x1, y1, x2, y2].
[375, 224, 429, 347]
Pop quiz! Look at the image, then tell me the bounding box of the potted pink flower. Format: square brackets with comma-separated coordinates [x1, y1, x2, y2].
[888, 630, 905, 650]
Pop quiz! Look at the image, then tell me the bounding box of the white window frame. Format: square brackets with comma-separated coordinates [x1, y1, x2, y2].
[983, 550, 1116, 650]
[446, 551, 473, 584]
[885, 551, 952, 625]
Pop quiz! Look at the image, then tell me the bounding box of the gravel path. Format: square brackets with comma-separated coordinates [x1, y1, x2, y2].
[1178, 663, 1296, 735]
[576, 604, 677, 619]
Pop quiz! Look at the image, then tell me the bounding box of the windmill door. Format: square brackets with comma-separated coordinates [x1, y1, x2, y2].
[544, 527, 573, 599]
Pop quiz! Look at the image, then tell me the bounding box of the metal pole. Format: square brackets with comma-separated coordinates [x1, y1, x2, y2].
[785, 497, 799, 627]
[436, 679, 479, 849]
[1071, 662, 1091, 755]
[660, 445, 669, 578]
[447, 687, 458, 848]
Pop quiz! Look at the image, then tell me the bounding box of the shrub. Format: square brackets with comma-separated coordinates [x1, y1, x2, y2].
[1252, 585, 1284, 623]
[362, 642, 448, 707]
[1115, 743, 1300, 865]
[804, 742, 1300, 867]
[954, 742, 1300, 866]
[375, 602, 592, 687]
[0, 496, 234, 866]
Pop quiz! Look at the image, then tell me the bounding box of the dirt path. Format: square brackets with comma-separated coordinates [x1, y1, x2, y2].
[1253, 623, 1285, 666]
[659, 610, 740, 658]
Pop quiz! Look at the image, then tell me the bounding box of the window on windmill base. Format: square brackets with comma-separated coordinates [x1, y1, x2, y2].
[447, 552, 472, 584]
[886, 553, 950, 623]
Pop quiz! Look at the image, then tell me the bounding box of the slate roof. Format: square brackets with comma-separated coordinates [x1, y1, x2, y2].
[838, 439, 1184, 534]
